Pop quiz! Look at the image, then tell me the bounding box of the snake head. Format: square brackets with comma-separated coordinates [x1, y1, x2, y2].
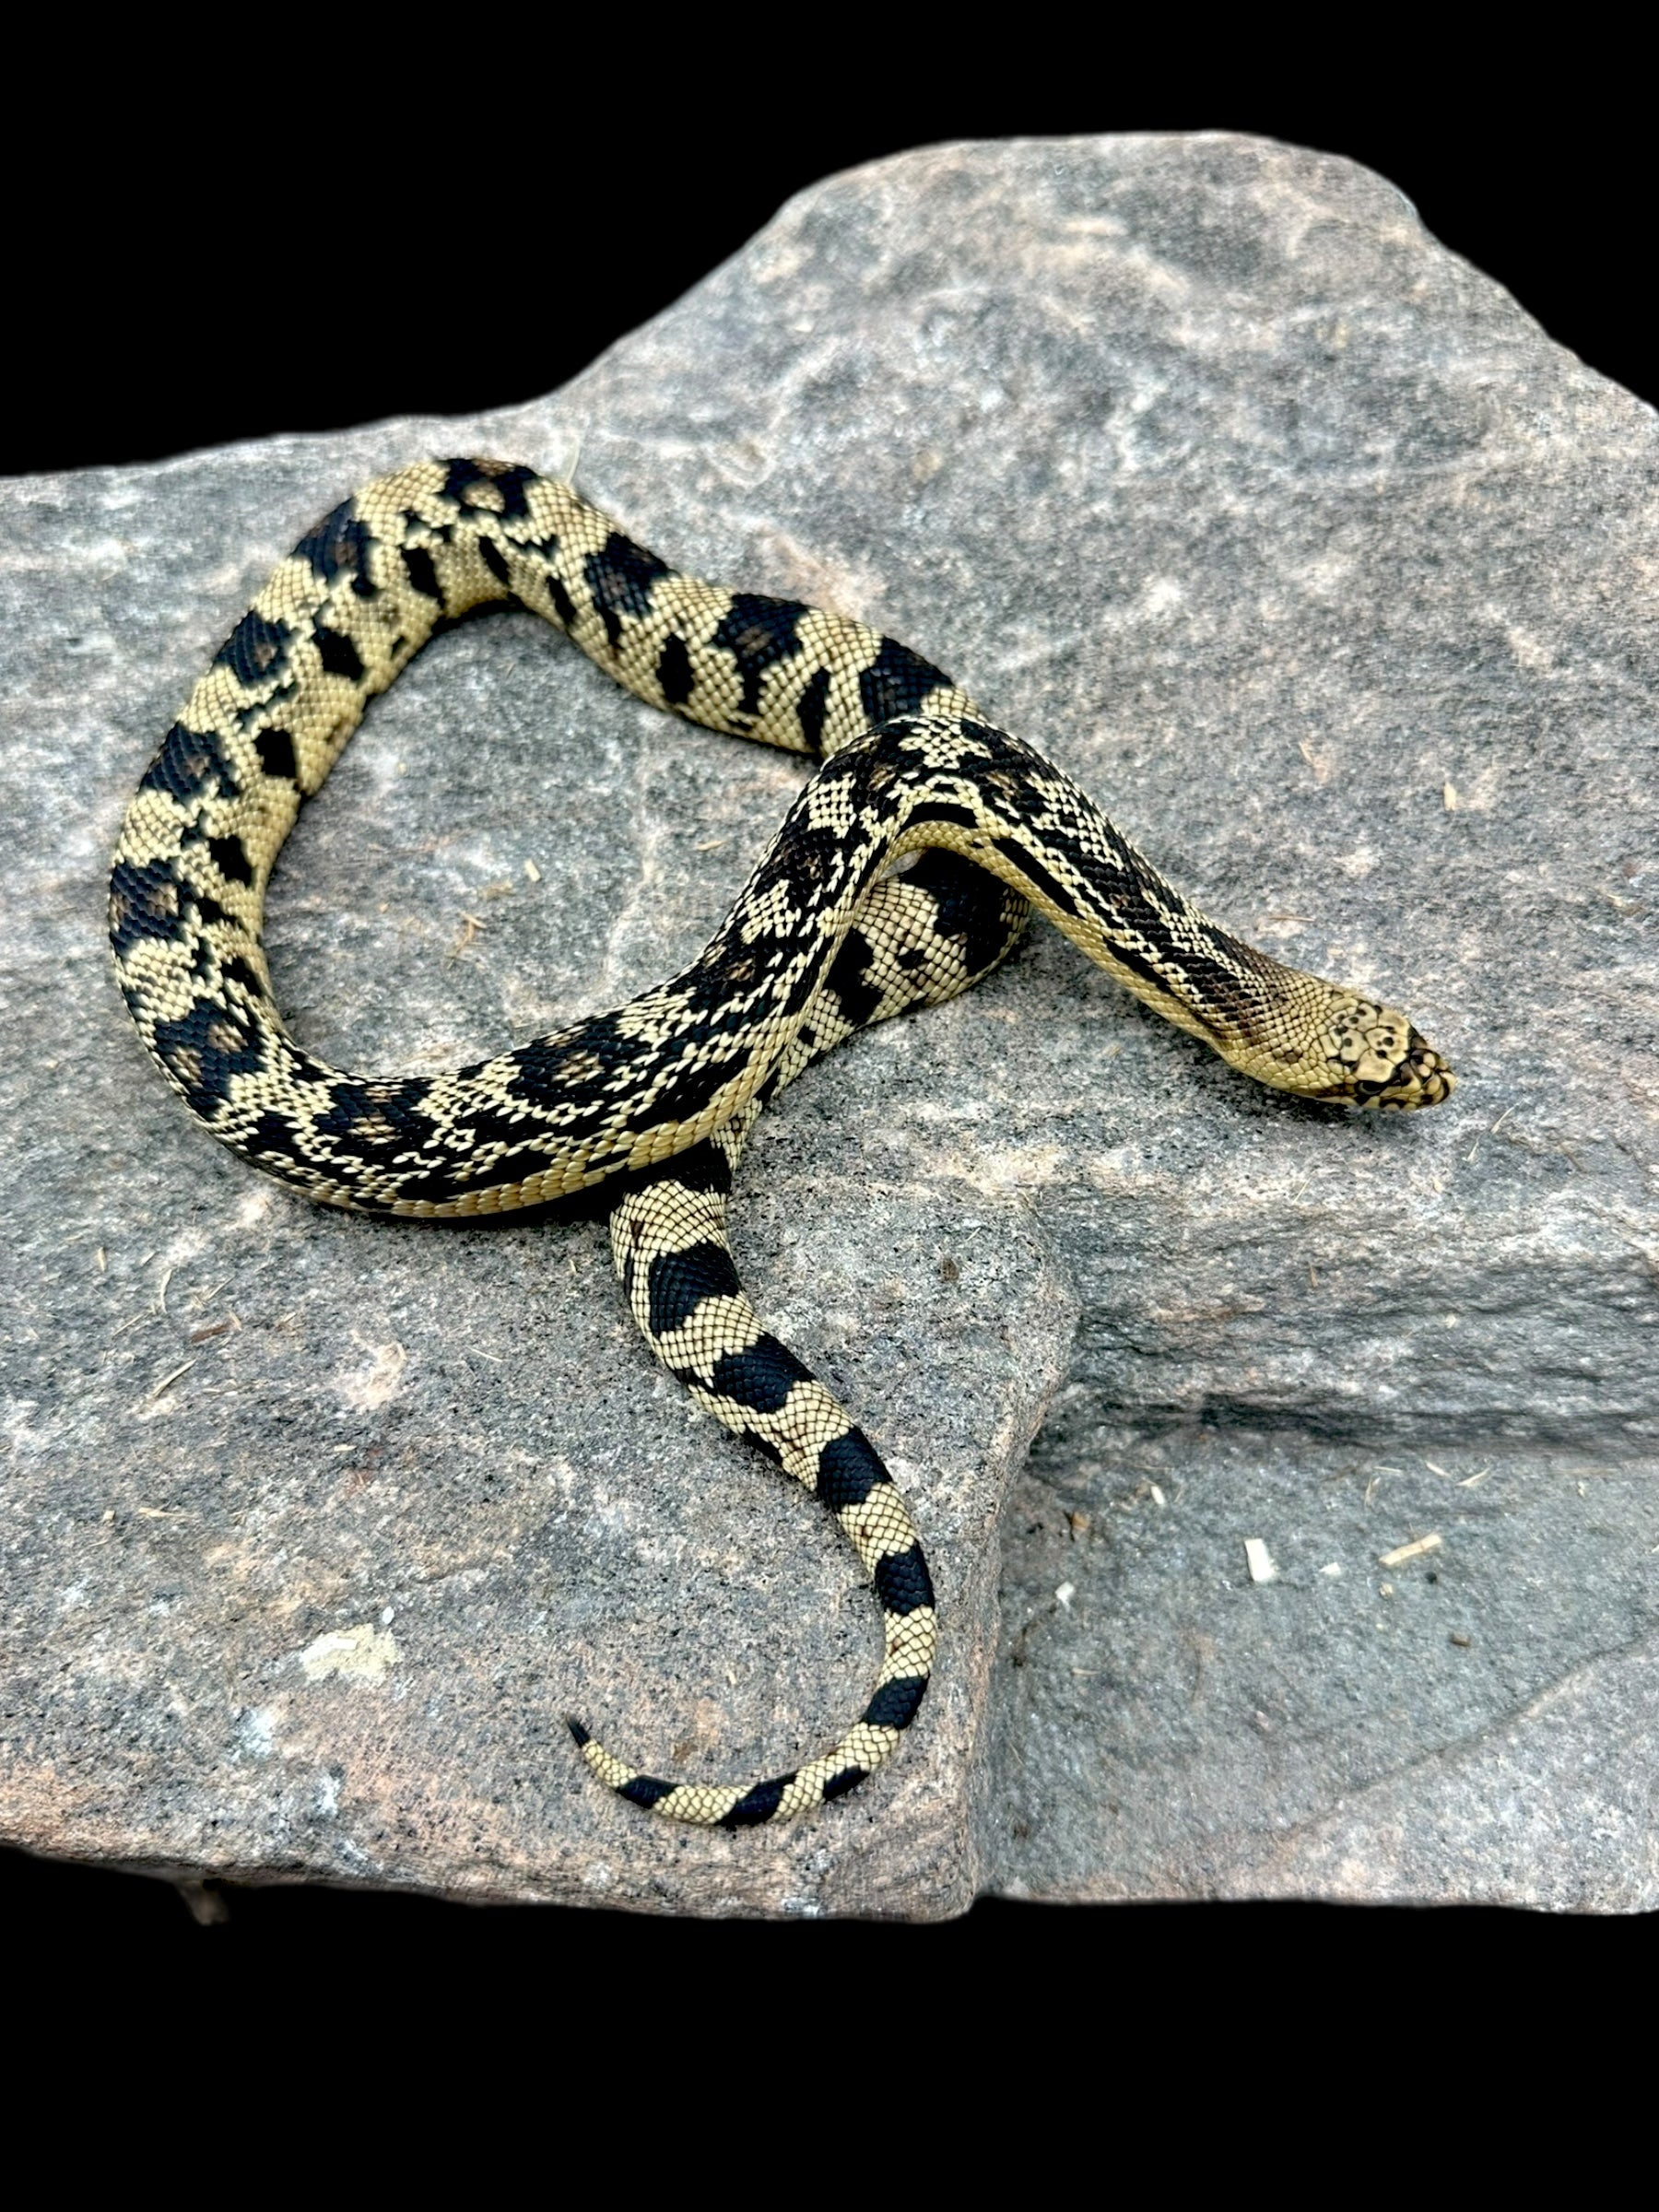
[1317, 994, 1455, 1110]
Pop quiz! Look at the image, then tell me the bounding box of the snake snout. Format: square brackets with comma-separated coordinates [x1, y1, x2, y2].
[1359, 1022, 1456, 1110]
[1406, 1037, 1456, 1106]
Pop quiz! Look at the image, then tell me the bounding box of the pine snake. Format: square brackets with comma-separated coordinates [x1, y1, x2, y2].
[109, 458, 1454, 1829]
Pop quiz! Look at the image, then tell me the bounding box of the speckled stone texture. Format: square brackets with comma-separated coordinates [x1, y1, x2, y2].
[3, 133, 1655, 1915]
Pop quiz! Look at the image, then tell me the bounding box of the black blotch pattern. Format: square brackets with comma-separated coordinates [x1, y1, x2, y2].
[690, 924, 789, 995]
[720, 1775, 788, 1829]
[872, 1544, 935, 1618]
[400, 545, 443, 603]
[859, 637, 951, 727]
[779, 956, 828, 1021]
[731, 814, 852, 980]
[645, 1045, 750, 1127]
[678, 958, 789, 1048]
[823, 928, 882, 1031]
[565, 1719, 592, 1747]
[711, 594, 807, 718]
[814, 1429, 888, 1511]
[312, 1083, 439, 1153]
[795, 665, 830, 753]
[583, 533, 672, 651]
[152, 995, 265, 1105]
[506, 1016, 630, 1108]
[253, 726, 298, 782]
[478, 536, 512, 586]
[215, 608, 291, 690]
[657, 632, 694, 705]
[862, 1675, 927, 1731]
[547, 573, 577, 629]
[618, 1773, 677, 1809]
[821, 1765, 868, 1801]
[109, 857, 184, 957]
[646, 1241, 742, 1338]
[708, 1335, 814, 1415]
[294, 499, 377, 594]
[219, 954, 265, 999]
[244, 1109, 318, 1172]
[139, 723, 241, 806]
[441, 458, 535, 518]
[380, 1164, 475, 1208]
[315, 628, 365, 683]
[907, 850, 1020, 977]
[206, 833, 254, 888]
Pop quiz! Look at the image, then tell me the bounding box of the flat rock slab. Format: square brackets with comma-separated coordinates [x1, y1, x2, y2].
[3, 133, 1655, 1916]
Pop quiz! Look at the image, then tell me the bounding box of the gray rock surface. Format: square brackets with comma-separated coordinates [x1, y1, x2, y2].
[3, 132, 1655, 1915]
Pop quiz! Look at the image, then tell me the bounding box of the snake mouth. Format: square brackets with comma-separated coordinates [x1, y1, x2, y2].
[1408, 1061, 1456, 1107]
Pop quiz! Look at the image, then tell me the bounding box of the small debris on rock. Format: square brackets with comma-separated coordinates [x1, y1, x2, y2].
[1379, 1533, 1442, 1568]
[1450, 1631, 1472, 1648]
[1244, 1538, 1278, 1584]
[1298, 738, 1330, 782]
[141, 1359, 194, 1405]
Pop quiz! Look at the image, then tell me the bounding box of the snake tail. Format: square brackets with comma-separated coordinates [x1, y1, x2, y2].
[571, 1111, 931, 1825]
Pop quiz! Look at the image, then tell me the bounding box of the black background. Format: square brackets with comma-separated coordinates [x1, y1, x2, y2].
[6, 82, 1654, 476]
[6, 41, 1653, 2029]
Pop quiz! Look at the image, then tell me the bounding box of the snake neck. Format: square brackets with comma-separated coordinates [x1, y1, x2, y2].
[841, 713, 1453, 1111]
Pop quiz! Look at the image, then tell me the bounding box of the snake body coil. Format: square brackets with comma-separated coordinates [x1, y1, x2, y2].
[111, 459, 1453, 1827]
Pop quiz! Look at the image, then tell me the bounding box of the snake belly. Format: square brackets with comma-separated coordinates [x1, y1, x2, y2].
[110, 458, 1454, 1829]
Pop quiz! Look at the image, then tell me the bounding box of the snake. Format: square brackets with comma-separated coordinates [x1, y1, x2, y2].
[109, 457, 1455, 1830]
